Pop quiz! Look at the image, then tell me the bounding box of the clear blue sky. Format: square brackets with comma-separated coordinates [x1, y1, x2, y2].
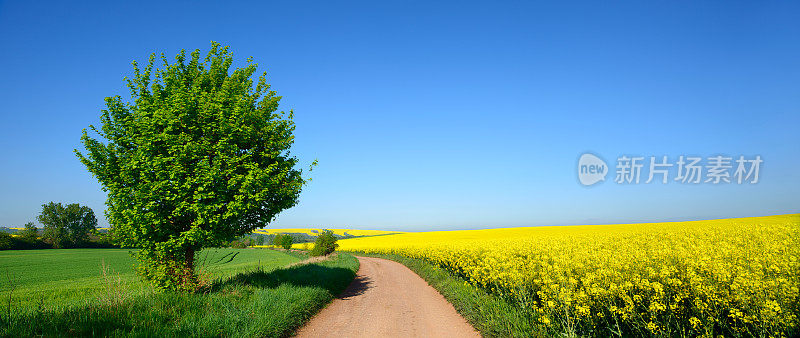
[0, 1, 798, 231]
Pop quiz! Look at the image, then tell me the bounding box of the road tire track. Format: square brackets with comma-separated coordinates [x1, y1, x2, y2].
[294, 256, 480, 338]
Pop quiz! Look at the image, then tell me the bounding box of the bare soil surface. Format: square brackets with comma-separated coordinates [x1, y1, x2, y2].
[294, 256, 480, 338]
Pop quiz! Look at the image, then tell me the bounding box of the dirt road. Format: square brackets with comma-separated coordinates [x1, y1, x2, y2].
[294, 256, 480, 338]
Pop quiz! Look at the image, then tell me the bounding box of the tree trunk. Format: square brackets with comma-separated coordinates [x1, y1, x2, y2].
[185, 247, 195, 273]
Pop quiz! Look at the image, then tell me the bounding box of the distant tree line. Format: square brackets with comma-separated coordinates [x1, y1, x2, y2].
[1, 201, 336, 253]
[0, 202, 114, 250]
[0, 202, 281, 251]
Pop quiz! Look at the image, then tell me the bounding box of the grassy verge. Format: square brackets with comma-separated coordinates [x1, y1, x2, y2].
[351, 252, 538, 337]
[1, 250, 358, 337]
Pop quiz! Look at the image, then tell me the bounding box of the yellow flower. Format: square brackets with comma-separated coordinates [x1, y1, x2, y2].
[690, 317, 701, 329]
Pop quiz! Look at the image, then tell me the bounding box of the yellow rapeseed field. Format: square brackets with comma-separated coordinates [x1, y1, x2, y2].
[336, 214, 800, 336]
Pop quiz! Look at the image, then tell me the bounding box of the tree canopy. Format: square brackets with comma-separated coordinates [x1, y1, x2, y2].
[37, 202, 97, 248]
[18, 222, 39, 242]
[76, 42, 311, 291]
[272, 233, 293, 250]
[310, 230, 338, 257]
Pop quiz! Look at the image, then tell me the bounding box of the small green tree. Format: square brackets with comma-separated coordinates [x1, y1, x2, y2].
[38, 202, 97, 248]
[310, 230, 338, 256]
[255, 235, 265, 246]
[272, 233, 293, 250]
[75, 42, 312, 291]
[18, 222, 39, 242]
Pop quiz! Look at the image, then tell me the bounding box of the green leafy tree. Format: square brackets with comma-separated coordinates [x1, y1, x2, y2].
[75, 42, 311, 291]
[272, 233, 293, 250]
[310, 230, 338, 256]
[18, 222, 39, 242]
[38, 202, 97, 248]
[271, 233, 282, 247]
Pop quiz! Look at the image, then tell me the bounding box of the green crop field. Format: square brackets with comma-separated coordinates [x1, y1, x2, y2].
[0, 248, 300, 310]
[0, 248, 359, 336]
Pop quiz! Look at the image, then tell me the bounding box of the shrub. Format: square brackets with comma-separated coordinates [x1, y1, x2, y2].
[88, 230, 117, 248]
[0, 232, 13, 250]
[310, 230, 338, 256]
[228, 237, 253, 248]
[229, 240, 247, 249]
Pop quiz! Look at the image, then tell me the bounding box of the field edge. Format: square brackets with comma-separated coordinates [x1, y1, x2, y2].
[348, 251, 544, 337]
[1, 251, 360, 337]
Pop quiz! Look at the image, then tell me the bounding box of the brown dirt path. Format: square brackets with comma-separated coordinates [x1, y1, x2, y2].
[294, 256, 481, 338]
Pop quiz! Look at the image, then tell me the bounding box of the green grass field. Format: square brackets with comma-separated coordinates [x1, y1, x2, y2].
[0, 248, 358, 337]
[0, 248, 301, 310]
